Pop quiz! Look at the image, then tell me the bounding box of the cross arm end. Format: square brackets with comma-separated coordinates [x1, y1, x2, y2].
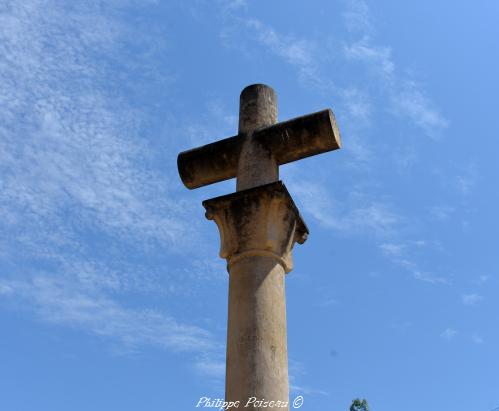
[255, 108, 341, 166]
[177, 135, 242, 189]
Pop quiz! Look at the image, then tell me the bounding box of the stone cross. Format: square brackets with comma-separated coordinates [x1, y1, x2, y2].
[178, 84, 341, 410]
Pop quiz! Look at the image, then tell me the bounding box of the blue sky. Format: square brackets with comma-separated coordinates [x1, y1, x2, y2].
[0, 0, 498, 410]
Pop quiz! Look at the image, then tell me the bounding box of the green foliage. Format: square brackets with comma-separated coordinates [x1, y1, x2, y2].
[350, 398, 369, 411]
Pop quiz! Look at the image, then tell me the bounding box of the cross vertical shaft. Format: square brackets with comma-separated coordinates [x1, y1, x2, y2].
[237, 85, 279, 191]
[225, 85, 289, 409]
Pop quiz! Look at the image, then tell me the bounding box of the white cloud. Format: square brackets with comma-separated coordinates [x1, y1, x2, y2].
[471, 334, 484, 344]
[391, 80, 449, 138]
[218, 0, 247, 11]
[342, 1, 448, 139]
[440, 328, 457, 340]
[241, 19, 322, 89]
[317, 297, 340, 307]
[287, 179, 448, 287]
[412, 270, 448, 284]
[475, 275, 490, 285]
[341, 87, 372, 125]
[377, 239, 449, 285]
[288, 359, 329, 396]
[456, 164, 478, 196]
[0, 276, 216, 353]
[0, 0, 225, 378]
[0, 0, 198, 255]
[290, 180, 399, 237]
[0, 284, 14, 295]
[379, 243, 405, 257]
[429, 205, 456, 221]
[289, 384, 329, 396]
[194, 358, 226, 380]
[342, 0, 373, 34]
[344, 40, 395, 78]
[462, 293, 484, 306]
[219, 15, 336, 93]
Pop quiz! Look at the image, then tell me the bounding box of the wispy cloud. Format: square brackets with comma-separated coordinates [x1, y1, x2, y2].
[379, 242, 405, 257]
[0, 276, 216, 353]
[474, 275, 490, 285]
[379, 241, 449, 284]
[462, 293, 484, 306]
[318, 297, 340, 308]
[441, 328, 457, 340]
[221, 17, 325, 91]
[341, 0, 372, 35]
[342, 0, 448, 139]
[290, 180, 399, 237]
[392, 80, 448, 138]
[0, 0, 225, 377]
[344, 0, 448, 138]
[340, 87, 372, 126]
[471, 334, 484, 344]
[194, 357, 226, 380]
[0, 1, 198, 254]
[171, 99, 238, 150]
[288, 359, 329, 397]
[412, 270, 449, 284]
[456, 163, 478, 196]
[218, 0, 248, 11]
[429, 205, 456, 221]
[344, 40, 395, 78]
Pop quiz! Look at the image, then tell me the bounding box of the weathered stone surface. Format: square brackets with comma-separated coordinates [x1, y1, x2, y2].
[236, 85, 279, 191]
[177, 84, 341, 410]
[177, 85, 341, 190]
[225, 256, 288, 409]
[238, 84, 278, 135]
[203, 181, 308, 273]
[203, 181, 307, 410]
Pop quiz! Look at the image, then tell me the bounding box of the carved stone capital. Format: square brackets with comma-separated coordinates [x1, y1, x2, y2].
[202, 181, 308, 273]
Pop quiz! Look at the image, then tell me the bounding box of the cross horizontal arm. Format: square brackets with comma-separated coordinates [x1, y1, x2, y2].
[177, 134, 241, 190]
[177, 108, 341, 189]
[254, 108, 341, 167]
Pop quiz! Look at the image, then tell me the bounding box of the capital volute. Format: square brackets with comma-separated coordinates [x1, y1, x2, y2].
[202, 181, 308, 273]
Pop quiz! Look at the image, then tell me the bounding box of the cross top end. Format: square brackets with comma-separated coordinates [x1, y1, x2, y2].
[238, 84, 277, 135]
[177, 84, 341, 190]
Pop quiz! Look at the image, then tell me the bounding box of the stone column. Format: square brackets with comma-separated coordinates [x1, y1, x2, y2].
[203, 183, 308, 411]
[179, 83, 340, 409]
